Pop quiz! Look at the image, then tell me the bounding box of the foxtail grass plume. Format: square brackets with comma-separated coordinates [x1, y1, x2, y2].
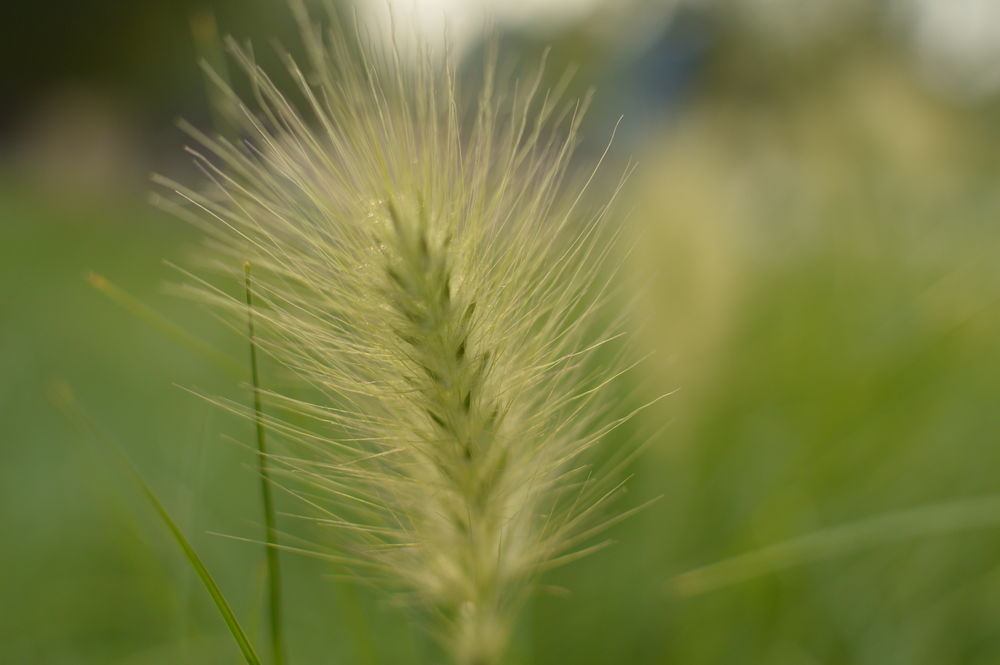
[159, 4, 635, 663]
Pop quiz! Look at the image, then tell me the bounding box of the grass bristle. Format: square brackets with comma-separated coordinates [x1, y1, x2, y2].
[162, 3, 634, 663]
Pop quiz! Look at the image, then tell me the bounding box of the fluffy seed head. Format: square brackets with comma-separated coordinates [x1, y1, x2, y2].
[161, 4, 633, 664]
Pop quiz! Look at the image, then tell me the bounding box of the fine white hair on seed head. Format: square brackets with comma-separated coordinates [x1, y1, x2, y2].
[157, 2, 640, 663]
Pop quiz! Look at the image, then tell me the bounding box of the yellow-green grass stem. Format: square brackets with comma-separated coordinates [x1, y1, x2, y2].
[244, 261, 287, 665]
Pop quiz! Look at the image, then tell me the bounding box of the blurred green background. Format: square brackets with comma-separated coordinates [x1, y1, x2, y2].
[4, 1, 1000, 663]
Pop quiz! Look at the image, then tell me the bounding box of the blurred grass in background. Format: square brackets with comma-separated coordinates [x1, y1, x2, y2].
[3, 1, 1000, 663]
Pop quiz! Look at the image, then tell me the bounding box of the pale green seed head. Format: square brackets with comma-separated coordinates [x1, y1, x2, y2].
[161, 4, 634, 663]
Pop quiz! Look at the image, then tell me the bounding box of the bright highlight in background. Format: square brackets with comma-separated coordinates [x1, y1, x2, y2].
[365, 0, 1000, 97]
[358, 0, 612, 51]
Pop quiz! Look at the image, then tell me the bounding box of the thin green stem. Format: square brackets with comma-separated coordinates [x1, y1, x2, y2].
[244, 261, 286, 665]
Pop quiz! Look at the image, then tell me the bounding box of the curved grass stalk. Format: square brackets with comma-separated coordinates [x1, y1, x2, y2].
[673, 496, 1000, 596]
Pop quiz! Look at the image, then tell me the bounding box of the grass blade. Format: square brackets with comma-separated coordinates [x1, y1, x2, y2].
[137, 467, 265, 665]
[50, 381, 264, 665]
[87, 271, 242, 373]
